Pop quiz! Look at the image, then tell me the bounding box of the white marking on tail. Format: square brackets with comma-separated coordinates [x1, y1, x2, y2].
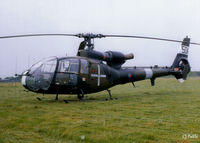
[179, 45, 189, 55]
[144, 69, 153, 79]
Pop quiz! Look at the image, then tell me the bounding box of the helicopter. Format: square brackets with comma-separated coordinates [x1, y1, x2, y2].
[1, 33, 200, 101]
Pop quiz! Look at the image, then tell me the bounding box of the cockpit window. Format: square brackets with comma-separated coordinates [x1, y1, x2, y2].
[41, 59, 57, 73]
[60, 60, 70, 72]
[29, 61, 43, 75]
[59, 59, 79, 73]
[29, 57, 56, 74]
[26, 57, 57, 91]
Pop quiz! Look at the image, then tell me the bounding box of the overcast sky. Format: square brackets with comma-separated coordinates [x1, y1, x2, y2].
[0, 0, 200, 78]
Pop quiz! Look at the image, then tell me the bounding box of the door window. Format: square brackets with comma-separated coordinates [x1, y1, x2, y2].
[80, 59, 88, 74]
[56, 58, 79, 86]
[59, 59, 79, 73]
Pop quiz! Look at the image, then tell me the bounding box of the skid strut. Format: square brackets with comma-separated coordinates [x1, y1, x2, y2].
[77, 89, 85, 101]
[55, 94, 58, 100]
[107, 89, 113, 100]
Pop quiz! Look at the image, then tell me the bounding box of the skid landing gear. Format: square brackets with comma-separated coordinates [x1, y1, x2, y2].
[77, 89, 85, 101]
[107, 89, 113, 100]
[55, 94, 69, 103]
[55, 94, 58, 100]
[36, 97, 41, 101]
[106, 89, 118, 100]
[132, 82, 135, 87]
[35, 93, 69, 103]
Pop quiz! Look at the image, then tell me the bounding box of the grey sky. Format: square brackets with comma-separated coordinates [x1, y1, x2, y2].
[0, 0, 200, 78]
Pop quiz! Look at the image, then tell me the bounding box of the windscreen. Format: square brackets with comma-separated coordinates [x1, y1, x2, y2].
[26, 57, 57, 91]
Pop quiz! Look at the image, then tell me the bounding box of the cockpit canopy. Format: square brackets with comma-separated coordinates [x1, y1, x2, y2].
[25, 57, 57, 91]
[23, 56, 89, 92]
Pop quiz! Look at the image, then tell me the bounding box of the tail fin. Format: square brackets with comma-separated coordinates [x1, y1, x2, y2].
[171, 36, 191, 82]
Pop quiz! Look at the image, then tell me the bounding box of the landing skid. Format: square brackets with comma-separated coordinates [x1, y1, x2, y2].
[36, 94, 69, 103]
[107, 89, 113, 100]
[77, 89, 86, 102]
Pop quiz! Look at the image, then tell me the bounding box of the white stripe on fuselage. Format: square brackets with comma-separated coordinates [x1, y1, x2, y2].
[144, 69, 153, 79]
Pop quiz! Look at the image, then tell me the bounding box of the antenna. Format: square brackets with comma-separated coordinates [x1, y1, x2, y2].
[15, 56, 18, 76]
[14, 56, 18, 95]
[28, 54, 30, 68]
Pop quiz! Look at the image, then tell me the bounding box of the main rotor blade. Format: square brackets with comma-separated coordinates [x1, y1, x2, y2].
[0, 33, 77, 39]
[0, 33, 200, 46]
[104, 34, 200, 46]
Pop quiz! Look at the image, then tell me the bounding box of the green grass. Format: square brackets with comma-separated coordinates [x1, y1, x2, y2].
[0, 78, 200, 143]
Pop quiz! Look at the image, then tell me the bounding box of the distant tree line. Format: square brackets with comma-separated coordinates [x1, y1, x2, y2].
[0, 75, 22, 82]
[188, 72, 200, 77]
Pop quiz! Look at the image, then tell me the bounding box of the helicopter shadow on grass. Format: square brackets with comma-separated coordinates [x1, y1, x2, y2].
[31, 89, 180, 104]
[24, 88, 173, 104]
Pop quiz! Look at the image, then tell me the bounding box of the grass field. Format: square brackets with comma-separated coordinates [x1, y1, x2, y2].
[0, 78, 200, 143]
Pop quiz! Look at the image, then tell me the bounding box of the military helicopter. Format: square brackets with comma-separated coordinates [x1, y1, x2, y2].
[1, 33, 200, 101]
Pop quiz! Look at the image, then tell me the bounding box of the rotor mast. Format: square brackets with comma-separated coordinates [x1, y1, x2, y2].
[76, 33, 105, 50]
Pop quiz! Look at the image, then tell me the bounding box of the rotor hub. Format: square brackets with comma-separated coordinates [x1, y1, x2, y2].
[76, 33, 105, 50]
